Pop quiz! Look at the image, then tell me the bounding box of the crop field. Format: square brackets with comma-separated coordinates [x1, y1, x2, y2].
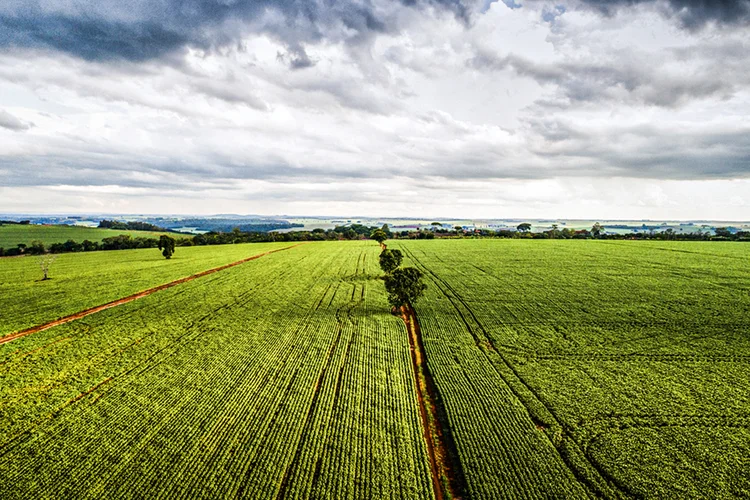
[0, 242, 293, 336]
[0, 224, 190, 248]
[1, 239, 749, 498]
[392, 239, 750, 498]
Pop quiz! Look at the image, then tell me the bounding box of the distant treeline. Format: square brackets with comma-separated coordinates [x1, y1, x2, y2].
[98, 220, 169, 232]
[426, 225, 750, 241]
[1, 223, 747, 257]
[0, 220, 30, 225]
[0, 224, 380, 257]
[146, 217, 304, 233]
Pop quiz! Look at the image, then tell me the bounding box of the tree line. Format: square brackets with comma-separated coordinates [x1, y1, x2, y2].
[371, 230, 427, 311]
[407, 222, 750, 241]
[3, 221, 747, 258]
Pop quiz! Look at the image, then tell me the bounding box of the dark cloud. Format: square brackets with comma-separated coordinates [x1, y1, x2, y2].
[0, 0, 469, 62]
[567, 0, 750, 29]
[0, 110, 32, 131]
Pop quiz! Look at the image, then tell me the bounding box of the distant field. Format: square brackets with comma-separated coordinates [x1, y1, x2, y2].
[0, 224, 190, 248]
[1, 239, 749, 498]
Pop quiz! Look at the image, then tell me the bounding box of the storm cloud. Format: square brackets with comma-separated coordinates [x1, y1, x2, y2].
[0, 0, 468, 62]
[570, 0, 750, 28]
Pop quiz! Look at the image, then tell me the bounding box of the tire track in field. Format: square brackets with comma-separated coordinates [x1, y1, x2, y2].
[401, 245, 627, 499]
[0, 243, 305, 346]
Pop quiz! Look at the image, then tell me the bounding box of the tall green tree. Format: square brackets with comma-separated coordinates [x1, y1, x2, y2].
[158, 235, 176, 259]
[384, 267, 427, 309]
[370, 229, 388, 245]
[379, 248, 403, 274]
[517, 222, 532, 232]
[591, 222, 604, 238]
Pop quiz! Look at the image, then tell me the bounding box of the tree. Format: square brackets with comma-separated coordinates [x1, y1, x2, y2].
[591, 222, 604, 237]
[517, 222, 532, 232]
[381, 224, 392, 238]
[27, 240, 46, 255]
[39, 254, 57, 280]
[158, 235, 176, 259]
[454, 225, 463, 233]
[370, 229, 388, 245]
[715, 227, 732, 238]
[379, 248, 403, 274]
[384, 267, 427, 309]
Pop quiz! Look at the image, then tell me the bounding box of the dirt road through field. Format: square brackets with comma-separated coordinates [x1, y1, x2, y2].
[402, 304, 467, 500]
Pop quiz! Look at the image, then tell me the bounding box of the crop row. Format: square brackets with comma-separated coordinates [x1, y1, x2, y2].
[0, 241, 432, 499]
[396, 239, 750, 498]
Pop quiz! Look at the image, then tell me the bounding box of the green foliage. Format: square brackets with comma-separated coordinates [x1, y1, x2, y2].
[158, 235, 176, 259]
[392, 239, 750, 498]
[370, 229, 388, 244]
[516, 222, 532, 232]
[98, 219, 166, 231]
[3, 240, 750, 498]
[379, 248, 403, 274]
[383, 267, 427, 308]
[27, 240, 46, 255]
[0, 242, 432, 498]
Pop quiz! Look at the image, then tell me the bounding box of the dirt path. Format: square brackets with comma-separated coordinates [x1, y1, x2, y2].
[0, 244, 304, 346]
[401, 304, 467, 500]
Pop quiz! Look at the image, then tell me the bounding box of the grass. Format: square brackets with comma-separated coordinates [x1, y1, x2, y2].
[0, 224, 190, 248]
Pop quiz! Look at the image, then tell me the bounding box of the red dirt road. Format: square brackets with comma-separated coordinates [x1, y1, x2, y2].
[0, 243, 304, 346]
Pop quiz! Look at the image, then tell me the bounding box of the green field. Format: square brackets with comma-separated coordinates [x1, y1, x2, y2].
[0, 224, 189, 248]
[1, 240, 749, 498]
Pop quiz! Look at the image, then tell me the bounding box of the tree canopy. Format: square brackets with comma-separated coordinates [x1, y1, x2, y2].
[379, 248, 403, 274]
[384, 267, 427, 309]
[370, 229, 388, 244]
[158, 235, 176, 259]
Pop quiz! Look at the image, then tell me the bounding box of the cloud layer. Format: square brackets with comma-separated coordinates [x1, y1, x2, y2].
[0, 0, 749, 217]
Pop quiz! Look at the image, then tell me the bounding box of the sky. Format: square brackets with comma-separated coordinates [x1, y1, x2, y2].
[0, 0, 749, 219]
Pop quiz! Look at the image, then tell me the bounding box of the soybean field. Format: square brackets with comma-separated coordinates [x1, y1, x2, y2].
[1, 239, 749, 498]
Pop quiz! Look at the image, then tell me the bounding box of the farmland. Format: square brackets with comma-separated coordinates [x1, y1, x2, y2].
[0, 224, 190, 248]
[1, 239, 749, 498]
[392, 239, 750, 498]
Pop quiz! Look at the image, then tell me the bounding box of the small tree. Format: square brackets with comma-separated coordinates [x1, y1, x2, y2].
[370, 229, 388, 245]
[158, 235, 176, 259]
[591, 222, 604, 238]
[384, 267, 427, 310]
[39, 254, 57, 280]
[517, 222, 532, 232]
[379, 248, 403, 274]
